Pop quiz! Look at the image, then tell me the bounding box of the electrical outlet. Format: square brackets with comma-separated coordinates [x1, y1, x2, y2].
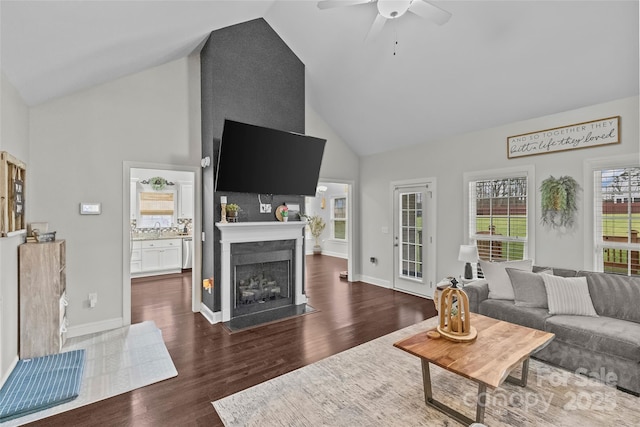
[370, 257, 377, 264]
[260, 203, 272, 213]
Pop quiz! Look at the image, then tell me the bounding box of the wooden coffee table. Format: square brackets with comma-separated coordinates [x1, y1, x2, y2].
[393, 313, 554, 425]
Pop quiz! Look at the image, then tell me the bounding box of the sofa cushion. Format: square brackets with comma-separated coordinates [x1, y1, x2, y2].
[533, 266, 578, 277]
[506, 268, 553, 308]
[480, 259, 533, 300]
[577, 271, 640, 323]
[544, 315, 640, 362]
[463, 279, 488, 313]
[478, 299, 552, 331]
[542, 275, 598, 317]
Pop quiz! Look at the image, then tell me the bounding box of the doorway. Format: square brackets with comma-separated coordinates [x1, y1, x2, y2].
[122, 162, 202, 326]
[304, 179, 354, 282]
[392, 179, 436, 298]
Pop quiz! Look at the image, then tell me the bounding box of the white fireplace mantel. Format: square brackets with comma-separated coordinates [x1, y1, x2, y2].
[216, 221, 307, 322]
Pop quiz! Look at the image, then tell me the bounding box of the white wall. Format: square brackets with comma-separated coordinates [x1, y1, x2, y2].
[305, 182, 349, 258]
[28, 57, 201, 335]
[0, 71, 30, 383]
[360, 96, 639, 288]
[305, 100, 360, 268]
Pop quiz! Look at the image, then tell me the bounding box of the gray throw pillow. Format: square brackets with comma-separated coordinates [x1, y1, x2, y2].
[506, 268, 553, 308]
[542, 274, 599, 317]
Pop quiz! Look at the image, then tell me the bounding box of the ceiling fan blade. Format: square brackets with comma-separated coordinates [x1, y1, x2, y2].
[317, 0, 373, 10]
[408, 0, 452, 25]
[365, 14, 387, 42]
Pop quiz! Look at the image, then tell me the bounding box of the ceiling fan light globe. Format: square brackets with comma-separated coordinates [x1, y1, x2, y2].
[377, 0, 412, 19]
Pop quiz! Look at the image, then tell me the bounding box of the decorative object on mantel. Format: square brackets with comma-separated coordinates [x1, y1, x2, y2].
[507, 116, 620, 159]
[220, 196, 227, 223]
[540, 175, 580, 228]
[226, 203, 240, 223]
[458, 245, 478, 279]
[140, 177, 174, 191]
[436, 278, 477, 342]
[301, 214, 326, 254]
[275, 204, 289, 222]
[1, 151, 27, 236]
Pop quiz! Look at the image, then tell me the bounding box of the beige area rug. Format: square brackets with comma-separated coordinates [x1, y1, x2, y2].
[2, 321, 177, 427]
[213, 316, 640, 426]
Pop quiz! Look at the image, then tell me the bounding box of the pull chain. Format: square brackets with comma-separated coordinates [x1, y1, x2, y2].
[393, 24, 398, 56]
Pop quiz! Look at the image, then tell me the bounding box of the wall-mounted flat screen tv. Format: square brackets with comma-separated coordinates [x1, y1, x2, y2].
[215, 119, 326, 196]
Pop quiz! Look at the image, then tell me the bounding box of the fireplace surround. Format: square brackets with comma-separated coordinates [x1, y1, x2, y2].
[216, 221, 307, 322]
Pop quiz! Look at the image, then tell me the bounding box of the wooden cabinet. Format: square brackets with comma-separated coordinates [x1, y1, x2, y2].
[132, 238, 182, 277]
[19, 240, 67, 359]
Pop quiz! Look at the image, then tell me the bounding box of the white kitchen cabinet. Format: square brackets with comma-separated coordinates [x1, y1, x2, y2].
[133, 238, 182, 277]
[131, 241, 142, 273]
[130, 179, 138, 220]
[178, 183, 193, 219]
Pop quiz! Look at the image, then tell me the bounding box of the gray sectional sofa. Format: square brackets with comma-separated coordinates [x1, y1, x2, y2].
[465, 266, 640, 395]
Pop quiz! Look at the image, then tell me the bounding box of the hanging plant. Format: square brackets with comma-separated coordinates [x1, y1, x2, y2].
[540, 175, 580, 228]
[149, 177, 167, 191]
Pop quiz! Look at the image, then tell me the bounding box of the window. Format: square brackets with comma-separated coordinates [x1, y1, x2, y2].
[400, 191, 423, 279]
[331, 197, 347, 240]
[138, 192, 175, 228]
[467, 173, 530, 262]
[594, 167, 640, 276]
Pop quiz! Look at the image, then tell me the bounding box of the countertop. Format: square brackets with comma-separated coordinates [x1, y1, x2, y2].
[132, 234, 192, 241]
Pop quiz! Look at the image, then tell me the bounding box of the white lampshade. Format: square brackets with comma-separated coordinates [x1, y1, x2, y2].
[458, 245, 478, 263]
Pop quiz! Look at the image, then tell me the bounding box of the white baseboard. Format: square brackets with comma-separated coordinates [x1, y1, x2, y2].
[67, 317, 124, 338]
[304, 251, 348, 259]
[319, 250, 348, 259]
[358, 275, 391, 289]
[0, 355, 19, 389]
[199, 303, 221, 324]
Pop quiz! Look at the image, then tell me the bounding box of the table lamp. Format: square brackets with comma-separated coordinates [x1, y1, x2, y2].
[458, 245, 478, 280]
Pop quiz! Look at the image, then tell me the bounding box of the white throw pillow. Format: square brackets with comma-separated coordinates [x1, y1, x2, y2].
[479, 259, 533, 300]
[542, 274, 599, 317]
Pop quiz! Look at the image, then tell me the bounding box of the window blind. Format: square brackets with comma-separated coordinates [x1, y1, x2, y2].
[139, 192, 174, 216]
[594, 167, 640, 276]
[468, 176, 528, 262]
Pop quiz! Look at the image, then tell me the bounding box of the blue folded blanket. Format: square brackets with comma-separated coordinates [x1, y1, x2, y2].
[0, 350, 85, 422]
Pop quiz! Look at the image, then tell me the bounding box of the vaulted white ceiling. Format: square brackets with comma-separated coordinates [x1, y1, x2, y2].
[1, 1, 638, 156]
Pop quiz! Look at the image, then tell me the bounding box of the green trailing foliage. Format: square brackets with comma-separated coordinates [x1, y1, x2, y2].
[149, 177, 167, 191]
[540, 175, 580, 228]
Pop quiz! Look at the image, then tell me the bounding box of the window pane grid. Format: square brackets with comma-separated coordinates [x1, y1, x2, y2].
[471, 177, 527, 261]
[596, 167, 640, 276]
[400, 192, 423, 279]
[331, 197, 348, 241]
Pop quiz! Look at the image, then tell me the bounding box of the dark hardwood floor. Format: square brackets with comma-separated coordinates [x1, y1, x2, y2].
[30, 255, 436, 426]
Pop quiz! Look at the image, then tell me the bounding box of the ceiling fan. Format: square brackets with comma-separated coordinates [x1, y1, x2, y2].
[317, 0, 452, 41]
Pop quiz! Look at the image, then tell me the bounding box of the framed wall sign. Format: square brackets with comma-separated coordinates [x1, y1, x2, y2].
[13, 179, 24, 215]
[507, 116, 620, 159]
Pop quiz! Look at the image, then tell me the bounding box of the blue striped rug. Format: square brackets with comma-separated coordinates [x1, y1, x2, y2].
[0, 350, 85, 422]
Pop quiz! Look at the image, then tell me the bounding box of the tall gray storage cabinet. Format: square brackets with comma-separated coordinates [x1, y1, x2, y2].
[19, 240, 67, 359]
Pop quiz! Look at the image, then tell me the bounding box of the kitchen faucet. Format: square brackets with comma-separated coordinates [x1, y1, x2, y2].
[154, 222, 161, 237]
